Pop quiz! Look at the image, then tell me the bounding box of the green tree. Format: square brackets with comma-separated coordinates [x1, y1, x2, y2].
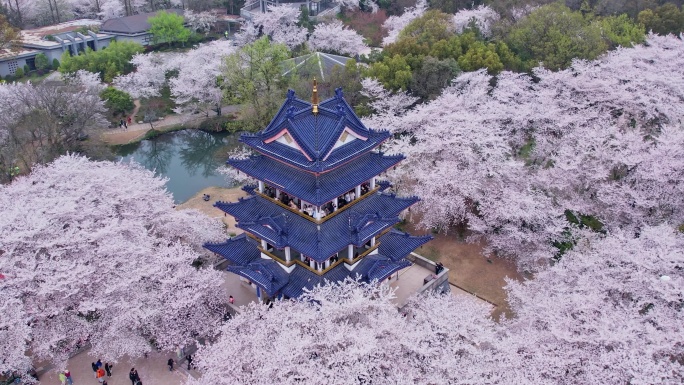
[399, 10, 454, 46]
[365, 54, 413, 91]
[222, 37, 292, 130]
[410, 56, 459, 100]
[35, 53, 51, 71]
[59, 41, 143, 82]
[100, 87, 135, 115]
[506, 3, 607, 71]
[638, 4, 684, 36]
[601, 13, 645, 49]
[149, 11, 191, 47]
[458, 41, 504, 73]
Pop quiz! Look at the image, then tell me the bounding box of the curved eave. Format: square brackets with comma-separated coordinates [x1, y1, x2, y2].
[378, 230, 433, 262]
[227, 152, 403, 206]
[239, 131, 391, 173]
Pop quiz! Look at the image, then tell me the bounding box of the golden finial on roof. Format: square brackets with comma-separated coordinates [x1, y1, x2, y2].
[312, 78, 319, 115]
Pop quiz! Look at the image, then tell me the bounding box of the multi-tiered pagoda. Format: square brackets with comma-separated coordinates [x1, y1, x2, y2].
[205, 83, 432, 300]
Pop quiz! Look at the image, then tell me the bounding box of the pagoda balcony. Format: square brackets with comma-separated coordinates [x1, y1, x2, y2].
[255, 179, 386, 225]
[254, 236, 382, 276]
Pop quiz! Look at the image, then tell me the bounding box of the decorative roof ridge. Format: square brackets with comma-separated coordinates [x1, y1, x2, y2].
[202, 233, 249, 247]
[214, 195, 257, 208]
[386, 228, 433, 240]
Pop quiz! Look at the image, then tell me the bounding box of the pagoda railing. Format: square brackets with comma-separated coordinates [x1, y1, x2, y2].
[257, 241, 381, 276]
[255, 185, 381, 225]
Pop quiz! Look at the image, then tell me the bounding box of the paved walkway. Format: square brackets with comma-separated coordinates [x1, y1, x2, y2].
[38, 348, 198, 385]
[102, 105, 240, 145]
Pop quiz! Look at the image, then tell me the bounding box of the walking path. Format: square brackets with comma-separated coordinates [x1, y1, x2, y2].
[38, 348, 198, 385]
[102, 105, 240, 145]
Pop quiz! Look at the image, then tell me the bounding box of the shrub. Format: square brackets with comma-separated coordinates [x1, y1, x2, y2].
[52, 58, 60, 69]
[35, 53, 51, 71]
[23, 64, 30, 75]
[14, 67, 24, 78]
[100, 87, 135, 115]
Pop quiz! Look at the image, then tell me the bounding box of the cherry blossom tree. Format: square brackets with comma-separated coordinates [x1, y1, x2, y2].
[113, 52, 180, 99]
[184, 10, 217, 34]
[189, 279, 505, 384]
[369, 34, 684, 268]
[0, 155, 228, 370]
[504, 226, 684, 384]
[335, 0, 377, 12]
[307, 20, 368, 56]
[359, 77, 417, 131]
[382, 0, 427, 46]
[452, 5, 499, 38]
[169, 40, 236, 116]
[251, 4, 307, 49]
[0, 81, 107, 181]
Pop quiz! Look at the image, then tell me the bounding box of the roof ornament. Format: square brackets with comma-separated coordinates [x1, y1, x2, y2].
[335, 87, 344, 100]
[286, 105, 295, 120]
[286, 89, 295, 100]
[312, 78, 319, 115]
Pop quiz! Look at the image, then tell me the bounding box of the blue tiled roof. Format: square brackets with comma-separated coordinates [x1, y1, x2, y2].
[203, 234, 260, 265]
[227, 259, 289, 297]
[214, 192, 418, 262]
[228, 152, 403, 206]
[353, 254, 412, 282]
[378, 229, 433, 262]
[280, 264, 351, 298]
[240, 89, 391, 173]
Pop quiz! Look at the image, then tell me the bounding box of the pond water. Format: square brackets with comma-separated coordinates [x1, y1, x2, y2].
[115, 130, 241, 203]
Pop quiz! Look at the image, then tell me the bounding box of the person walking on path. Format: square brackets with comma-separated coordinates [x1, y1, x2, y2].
[96, 367, 106, 383]
[91, 362, 98, 378]
[128, 368, 139, 385]
[64, 370, 74, 385]
[104, 363, 112, 377]
[185, 354, 193, 370]
[64, 370, 73, 385]
[127, 116, 132, 126]
[58, 371, 67, 385]
[167, 358, 174, 371]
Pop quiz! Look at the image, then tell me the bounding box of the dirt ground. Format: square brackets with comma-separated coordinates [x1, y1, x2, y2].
[405, 220, 524, 320]
[176, 186, 247, 235]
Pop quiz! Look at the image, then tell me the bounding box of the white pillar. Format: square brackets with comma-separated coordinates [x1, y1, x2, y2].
[261, 239, 267, 249]
[370, 177, 376, 189]
[315, 208, 321, 220]
[300, 200, 305, 210]
[370, 237, 376, 247]
[301, 254, 306, 262]
[333, 197, 338, 210]
[355, 185, 361, 198]
[348, 245, 354, 260]
[275, 189, 281, 199]
[309, 259, 315, 269]
[258, 180, 264, 193]
[317, 262, 323, 272]
[285, 247, 291, 262]
[325, 259, 331, 268]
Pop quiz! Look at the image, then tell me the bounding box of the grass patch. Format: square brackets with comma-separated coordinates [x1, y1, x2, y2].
[419, 245, 440, 261]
